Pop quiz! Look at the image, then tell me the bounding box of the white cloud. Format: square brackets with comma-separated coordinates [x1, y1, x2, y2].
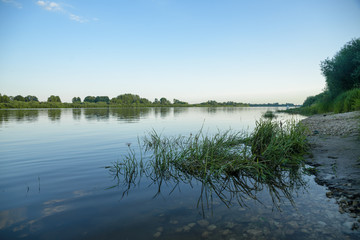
[69, 14, 87, 23]
[36, 1, 61, 11]
[36, 1, 90, 23]
[1, 0, 22, 8]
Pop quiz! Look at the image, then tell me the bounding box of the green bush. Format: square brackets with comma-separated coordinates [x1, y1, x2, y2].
[355, 99, 360, 110]
[333, 92, 347, 113]
[333, 88, 360, 113]
[343, 88, 360, 112]
[321, 38, 360, 97]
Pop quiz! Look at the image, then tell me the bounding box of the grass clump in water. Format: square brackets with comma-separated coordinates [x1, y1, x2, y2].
[262, 110, 276, 119]
[250, 119, 309, 170]
[113, 119, 309, 184]
[110, 119, 309, 211]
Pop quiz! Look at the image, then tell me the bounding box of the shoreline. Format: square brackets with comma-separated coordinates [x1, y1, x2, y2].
[301, 111, 360, 229]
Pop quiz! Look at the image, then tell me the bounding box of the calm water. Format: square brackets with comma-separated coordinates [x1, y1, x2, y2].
[0, 107, 358, 240]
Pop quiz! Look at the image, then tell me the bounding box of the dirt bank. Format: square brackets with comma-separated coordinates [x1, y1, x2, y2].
[301, 111, 360, 227]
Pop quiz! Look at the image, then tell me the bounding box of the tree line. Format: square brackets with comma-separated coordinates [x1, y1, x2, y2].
[289, 38, 360, 115]
[0, 93, 253, 109]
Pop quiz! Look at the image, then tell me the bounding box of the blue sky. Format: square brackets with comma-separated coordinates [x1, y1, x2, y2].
[1, 0, 359, 104]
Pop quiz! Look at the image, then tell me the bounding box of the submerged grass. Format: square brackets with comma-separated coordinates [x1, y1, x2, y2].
[111, 119, 310, 209]
[262, 110, 277, 119]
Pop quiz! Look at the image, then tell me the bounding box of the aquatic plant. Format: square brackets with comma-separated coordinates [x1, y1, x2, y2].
[262, 110, 276, 119]
[110, 119, 309, 212]
[250, 119, 309, 168]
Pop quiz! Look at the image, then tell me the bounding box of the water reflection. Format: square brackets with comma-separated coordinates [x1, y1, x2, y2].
[154, 107, 171, 118]
[72, 108, 82, 120]
[84, 108, 110, 121]
[109, 158, 308, 217]
[47, 109, 61, 121]
[110, 108, 151, 122]
[0, 109, 39, 123]
[197, 107, 247, 115]
[0, 107, 268, 126]
[173, 107, 189, 116]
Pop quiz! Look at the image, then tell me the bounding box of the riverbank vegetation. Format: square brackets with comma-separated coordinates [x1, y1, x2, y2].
[0, 92, 296, 109]
[289, 38, 360, 115]
[111, 119, 309, 202]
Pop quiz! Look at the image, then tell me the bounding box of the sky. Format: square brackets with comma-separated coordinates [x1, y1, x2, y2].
[1, 0, 360, 104]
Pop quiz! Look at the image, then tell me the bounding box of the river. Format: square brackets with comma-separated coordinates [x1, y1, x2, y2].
[0, 107, 358, 239]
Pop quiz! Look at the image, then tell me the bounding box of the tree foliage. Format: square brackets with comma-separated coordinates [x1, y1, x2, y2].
[95, 96, 110, 103]
[72, 97, 81, 103]
[320, 38, 360, 97]
[25, 95, 39, 102]
[0, 94, 10, 103]
[111, 94, 143, 105]
[84, 96, 96, 103]
[14, 95, 25, 102]
[173, 99, 188, 105]
[159, 97, 171, 105]
[47, 95, 61, 103]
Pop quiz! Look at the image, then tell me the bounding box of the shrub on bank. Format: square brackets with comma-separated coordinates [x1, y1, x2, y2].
[333, 88, 360, 113]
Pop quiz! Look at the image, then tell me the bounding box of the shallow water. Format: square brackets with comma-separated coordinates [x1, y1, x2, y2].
[0, 107, 358, 239]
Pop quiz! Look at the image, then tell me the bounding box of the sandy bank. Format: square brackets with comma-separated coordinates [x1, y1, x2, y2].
[301, 111, 360, 228]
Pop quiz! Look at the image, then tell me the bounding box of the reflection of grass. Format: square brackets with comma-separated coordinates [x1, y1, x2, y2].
[110, 119, 309, 211]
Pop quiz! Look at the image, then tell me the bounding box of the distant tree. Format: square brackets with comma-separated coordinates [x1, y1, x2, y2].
[95, 96, 110, 103]
[159, 97, 171, 105]
[25, 95, 39, 102]
[224, 101, 235, 106]
[0, 94, 10, 103]
[112, 94, 141, 104]
[140, 98, 151, 105]
[154, 98, 159, 104]
[206, 100, 218, 106]
[14, 95, 25, 102]
[320, 38, 360, 97]
[47, 95, 61, 103]
[84, 96, 96, 103]
[173, 99, 188, 105]
[72, 97, 81, 103]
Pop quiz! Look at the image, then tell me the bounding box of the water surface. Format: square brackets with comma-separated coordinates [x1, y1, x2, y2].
[0, 107, 358, 239]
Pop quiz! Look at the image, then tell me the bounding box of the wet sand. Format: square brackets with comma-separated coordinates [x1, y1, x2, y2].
[301, 111, 360, 224]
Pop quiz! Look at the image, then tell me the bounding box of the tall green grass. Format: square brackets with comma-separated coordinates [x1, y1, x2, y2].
[114, 119, 309, 180]
[333, 88, 360, 113]
[250, 119, 309, 169]
[288, 88, 360, 115]
[110, 119, 309, 209]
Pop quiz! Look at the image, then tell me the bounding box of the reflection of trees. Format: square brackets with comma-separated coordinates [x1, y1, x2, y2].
[199, 107, 247, 115]
[81, 108, 152, 122]
[84, 108, 110, 121]
[224, 107, 246, 113]
[72, 109, 82, 120]
[173, 107, 189, 117]
[48, 109, 61, 121]
[205, 107, 218, 115]
[0, 110, 39, 124]
[110, 108, 151, 123]
[154, 107, 171, 118]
